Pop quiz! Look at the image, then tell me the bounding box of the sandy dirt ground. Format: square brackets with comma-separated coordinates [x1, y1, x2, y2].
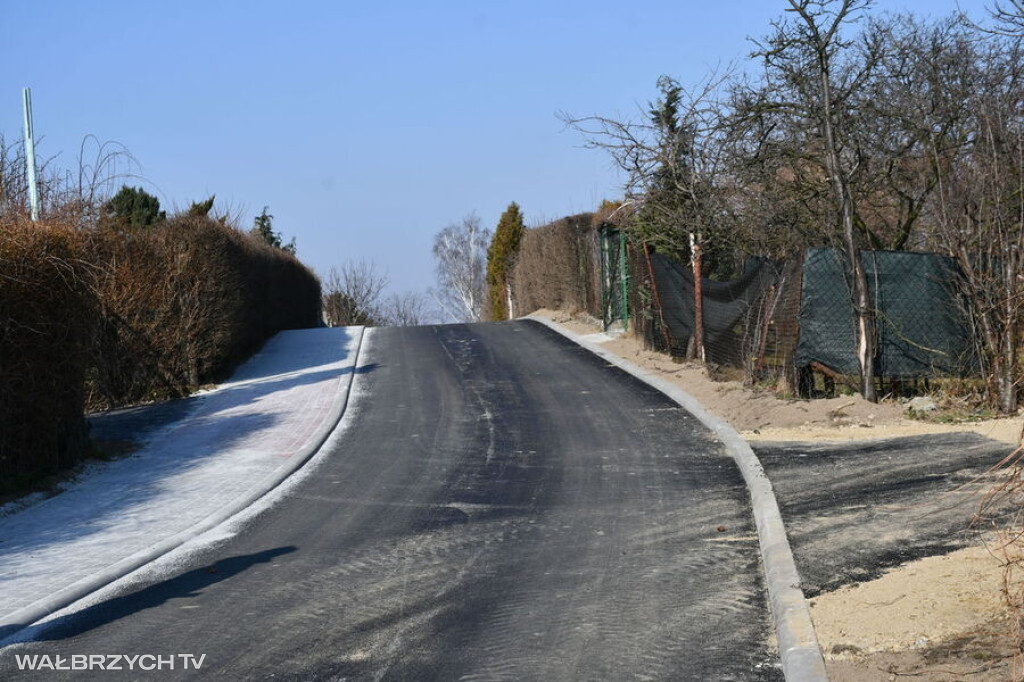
[811, 545, 1015, 681]
[530, 309, 1024, 681]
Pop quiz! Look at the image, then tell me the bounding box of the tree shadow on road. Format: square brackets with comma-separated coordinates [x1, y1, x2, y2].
[1, 546, 296, 644]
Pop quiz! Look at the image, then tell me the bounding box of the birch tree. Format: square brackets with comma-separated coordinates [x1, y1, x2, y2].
[432, 214, 491, 322]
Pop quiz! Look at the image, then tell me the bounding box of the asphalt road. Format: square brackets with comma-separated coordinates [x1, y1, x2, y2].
[755, 432, 1013, 596]
[1, 321, 781, 681]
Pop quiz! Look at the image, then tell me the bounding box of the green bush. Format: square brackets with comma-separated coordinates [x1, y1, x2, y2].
[486, 202, 525, 321]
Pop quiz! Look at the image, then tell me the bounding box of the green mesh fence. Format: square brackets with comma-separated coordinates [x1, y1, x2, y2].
[632, 245, 978, 385]
[794, 248, 977, 378]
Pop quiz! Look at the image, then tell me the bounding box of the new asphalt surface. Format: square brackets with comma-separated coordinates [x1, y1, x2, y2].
[0, 321, 782, 681]
[755, 432, 1013, 597]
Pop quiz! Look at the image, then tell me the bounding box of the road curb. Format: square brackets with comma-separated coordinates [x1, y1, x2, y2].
[525, 315, 828, 682]
[0, 326, 366, 643]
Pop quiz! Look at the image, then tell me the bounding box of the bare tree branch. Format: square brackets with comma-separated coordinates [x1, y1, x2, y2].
[322, 260, 389, 326]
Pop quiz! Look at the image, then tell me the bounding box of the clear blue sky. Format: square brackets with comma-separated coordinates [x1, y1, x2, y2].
[1, 0, 992, 295]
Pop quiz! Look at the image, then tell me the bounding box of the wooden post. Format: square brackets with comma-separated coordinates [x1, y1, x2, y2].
[691, 232, 705, 363]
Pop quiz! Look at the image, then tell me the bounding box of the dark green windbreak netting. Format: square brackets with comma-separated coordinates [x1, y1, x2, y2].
[794, 248, 976, 378]
[649, 252, 778, 366]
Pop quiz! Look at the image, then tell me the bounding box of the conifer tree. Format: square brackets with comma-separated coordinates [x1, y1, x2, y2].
[486, 202, 525, 321]
[187, 195, 216, 217]
[104, 185, 165, 230]
[250, 206, 296, 254]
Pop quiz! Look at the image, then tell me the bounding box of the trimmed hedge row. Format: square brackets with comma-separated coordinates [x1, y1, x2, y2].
[0, 214, 321, 491]
[0, 221, 96, 490]
[86, 215, 321, 407]
[510, 213, 601, 317]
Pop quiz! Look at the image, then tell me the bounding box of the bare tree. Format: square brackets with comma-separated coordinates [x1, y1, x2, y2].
[379, 291, 435, 327]
[562, 73, 735, 361]
[560, 73, 734, 263]
[849, 14, 976, 251]
[431, 214, 491, 322]
[322, 260, 389, 327]
[930, 32, 1024, 413]
[983, 0, 1024, 37]
[744, 0, 882, 401]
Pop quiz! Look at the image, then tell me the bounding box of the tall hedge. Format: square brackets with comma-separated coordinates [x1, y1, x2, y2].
[86, 214, 321, 408]
[0, 214, 321, 491]
[1, 219, 96, 490]
[509, 213, 600, 317]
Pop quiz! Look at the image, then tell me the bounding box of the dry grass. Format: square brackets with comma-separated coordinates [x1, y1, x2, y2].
[978, 443, 1024, 680]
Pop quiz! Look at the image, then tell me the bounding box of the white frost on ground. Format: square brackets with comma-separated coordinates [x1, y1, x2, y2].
[0, 327, 362, 619]
[0, 329, 377, 647]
